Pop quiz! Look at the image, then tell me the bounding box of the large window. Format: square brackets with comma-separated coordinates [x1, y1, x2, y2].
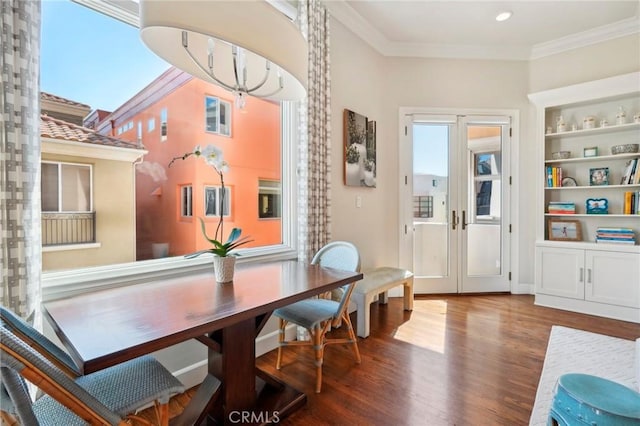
[40, 0, 295, 281]
[41, 162, 92, 212]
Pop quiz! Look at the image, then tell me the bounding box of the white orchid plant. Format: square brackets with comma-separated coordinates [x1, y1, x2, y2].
[169, 145, 252, 257]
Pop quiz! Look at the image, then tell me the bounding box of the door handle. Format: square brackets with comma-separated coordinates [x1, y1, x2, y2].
[587, 268, 592, 284]
[462, 210, 467, 230]
[452, 210, 458, 230]
[579, 267, 584, 282]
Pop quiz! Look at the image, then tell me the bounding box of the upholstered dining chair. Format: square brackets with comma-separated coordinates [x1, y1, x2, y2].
[273, 241, 362, 393]
[0, 317, 185, 425]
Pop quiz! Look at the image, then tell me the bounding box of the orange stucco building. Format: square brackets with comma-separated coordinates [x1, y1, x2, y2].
[94, 67, 281, 260]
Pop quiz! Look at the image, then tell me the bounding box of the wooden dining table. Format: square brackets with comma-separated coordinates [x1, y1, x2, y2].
[42, 259, 363, 425]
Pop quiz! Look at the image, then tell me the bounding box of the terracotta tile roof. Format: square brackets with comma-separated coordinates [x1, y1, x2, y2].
[40, 92, 91, 110]
[40, 115, 143, 150]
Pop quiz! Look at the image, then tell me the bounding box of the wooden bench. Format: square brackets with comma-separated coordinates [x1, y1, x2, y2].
[352, 267, 414, 338]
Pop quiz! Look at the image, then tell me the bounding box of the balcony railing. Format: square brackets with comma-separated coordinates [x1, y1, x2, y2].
[42, 212, 96, 246]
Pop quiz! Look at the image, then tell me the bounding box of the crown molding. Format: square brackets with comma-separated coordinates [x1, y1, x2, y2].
[530, 16, 640, 60]
[327, 1, 640, 61]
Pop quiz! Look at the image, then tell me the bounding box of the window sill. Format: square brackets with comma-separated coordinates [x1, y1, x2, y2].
[41, 245, 297, 302]
[43, 243, 101, 252]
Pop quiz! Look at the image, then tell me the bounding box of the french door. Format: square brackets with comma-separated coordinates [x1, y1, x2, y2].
[399, 112, 512, 294]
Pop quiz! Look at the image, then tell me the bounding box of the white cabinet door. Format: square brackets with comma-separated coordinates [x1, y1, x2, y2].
[586, 250, 640, 308]
[536, 247, 585, 299]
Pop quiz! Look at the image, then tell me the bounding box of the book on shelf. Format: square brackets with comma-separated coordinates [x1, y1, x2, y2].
[595, 227, 636, 245]
[548, 201, 575, 214]
[596, 238, 636, 245]
[546, 166, 563, 187]
[621, 158, 637, 185]
[596, 227, 634, 233]
[623, 191, 640, 214]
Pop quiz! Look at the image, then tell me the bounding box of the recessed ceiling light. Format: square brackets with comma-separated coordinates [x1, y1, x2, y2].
[495, 11, 513, 22]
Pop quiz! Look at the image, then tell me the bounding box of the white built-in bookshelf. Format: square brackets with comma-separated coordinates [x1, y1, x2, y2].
[529, 72, 640, 323]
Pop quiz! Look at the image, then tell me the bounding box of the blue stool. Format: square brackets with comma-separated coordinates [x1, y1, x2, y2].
[548, 373, 640, 426]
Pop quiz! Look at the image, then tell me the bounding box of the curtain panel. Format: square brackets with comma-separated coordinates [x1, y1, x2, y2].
[0, 0, 42, 320]
[297, 0, 332, 262]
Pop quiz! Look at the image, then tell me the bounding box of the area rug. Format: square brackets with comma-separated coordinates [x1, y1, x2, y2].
[529, 325, 637, 426]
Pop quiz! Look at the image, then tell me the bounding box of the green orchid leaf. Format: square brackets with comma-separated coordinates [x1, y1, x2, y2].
[198, 217, 219, 246]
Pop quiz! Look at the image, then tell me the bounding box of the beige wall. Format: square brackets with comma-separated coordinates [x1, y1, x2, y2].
[42, 153, 137, 271]
[330, 20, 389, 270]
[330, 17, 639, 288]
[529, 34, 640, 93]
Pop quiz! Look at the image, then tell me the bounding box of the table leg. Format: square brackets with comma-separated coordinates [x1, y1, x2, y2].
[204, 317, 307, 425]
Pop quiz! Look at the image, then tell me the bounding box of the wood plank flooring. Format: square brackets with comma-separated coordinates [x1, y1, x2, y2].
[136, 295, 639, 425]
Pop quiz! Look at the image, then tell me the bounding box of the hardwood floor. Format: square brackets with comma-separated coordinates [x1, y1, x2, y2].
[137, 294, 639, 425]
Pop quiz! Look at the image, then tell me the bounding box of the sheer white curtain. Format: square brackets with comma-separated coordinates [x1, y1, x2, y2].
[297, 0, 332, 262]
[0, 0, 42, 320]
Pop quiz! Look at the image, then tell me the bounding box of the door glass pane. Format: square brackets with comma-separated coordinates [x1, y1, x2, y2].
[466, 125, 502, 276]
[413, 124, 449, 278]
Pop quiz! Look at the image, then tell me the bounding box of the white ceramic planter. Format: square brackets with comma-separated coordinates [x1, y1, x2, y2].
[213, 255, 236, 284]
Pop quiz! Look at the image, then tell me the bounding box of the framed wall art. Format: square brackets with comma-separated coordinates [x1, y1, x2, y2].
[344, 109, 376, 187]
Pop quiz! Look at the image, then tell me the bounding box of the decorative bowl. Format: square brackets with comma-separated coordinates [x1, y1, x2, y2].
[552, 151, 571, 160]
[610, 144, 639, 155]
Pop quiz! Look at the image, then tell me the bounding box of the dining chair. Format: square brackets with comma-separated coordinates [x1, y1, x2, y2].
[0, 306, 81, 377]
[0, 320, 185, 425]
[273, 241, 362, 393]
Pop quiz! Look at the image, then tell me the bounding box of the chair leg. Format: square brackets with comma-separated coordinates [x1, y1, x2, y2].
[342, 311, 361, 364]
[276, 318, 286, 370]
[313, 325, 325, 393]
[156, 401, 170, 426]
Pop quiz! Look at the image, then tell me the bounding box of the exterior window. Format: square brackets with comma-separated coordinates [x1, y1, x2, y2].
[258, 180, 281, 218]
[204, 186, 231, 217]
[205, 96, 231, 136]
[413, 196, 433, 218]
[41, 162, 95, 247]
[42, 162, 92, 212]
[148, 118, 155, 132]
[161, 108, 168, 142]
[137, 121, 142, 144]
[181, 185, 192, 217]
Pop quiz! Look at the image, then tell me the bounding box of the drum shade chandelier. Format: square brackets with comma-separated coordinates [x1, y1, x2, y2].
[139, 0, 307, 109]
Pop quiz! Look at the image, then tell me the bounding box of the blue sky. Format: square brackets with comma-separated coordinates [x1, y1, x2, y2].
[413, 125, 448, 176]
[41, 0, 170, 112]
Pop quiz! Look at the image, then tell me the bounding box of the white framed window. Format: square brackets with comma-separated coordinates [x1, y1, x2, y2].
[41, 161, 93, 212]
[40, 0, 299, 297]
[180, 185, 193, 217]
[258, 179, 281, 219]
[204, 186, 231, 217]
[160, 108, 168, 142]
[205, 96, 231, 136]
[137, 121, 142, 143]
